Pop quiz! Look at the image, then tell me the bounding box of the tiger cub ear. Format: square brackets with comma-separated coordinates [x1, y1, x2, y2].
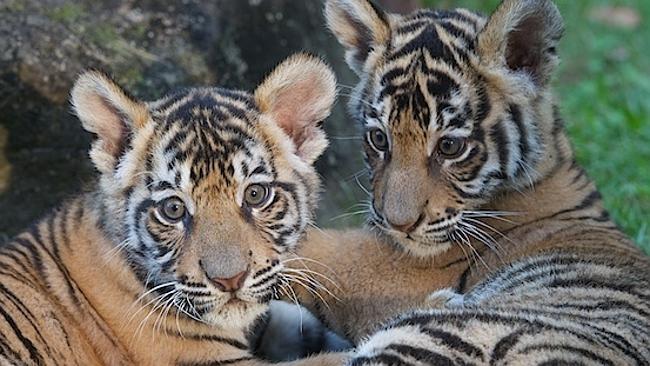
[71, 71, 149, 173]
[325, 0, 391, 74]
[477, 0, 564, 87]
[255, 54, 337, 164]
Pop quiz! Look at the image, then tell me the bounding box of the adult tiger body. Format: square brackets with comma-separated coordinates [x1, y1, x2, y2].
[0, 54, 348, 365]
[287, 0, 650, 363]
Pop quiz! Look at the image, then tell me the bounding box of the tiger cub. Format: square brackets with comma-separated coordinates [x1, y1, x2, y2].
[0, 54, 348, 365]
[289, 0, 650, 363]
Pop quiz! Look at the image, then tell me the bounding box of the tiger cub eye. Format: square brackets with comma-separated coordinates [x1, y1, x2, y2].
[369, 128, 389, 151]
[438, 137, 467, 158]
[244, 184, 270, 207]
[160, 197, 186, 222]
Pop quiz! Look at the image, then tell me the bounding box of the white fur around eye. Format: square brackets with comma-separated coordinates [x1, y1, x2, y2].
[364, 118, 384, 130]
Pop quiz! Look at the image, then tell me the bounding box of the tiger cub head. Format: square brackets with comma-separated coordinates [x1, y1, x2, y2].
[326, 0, 564, 257]
[71, 54, 336, 328]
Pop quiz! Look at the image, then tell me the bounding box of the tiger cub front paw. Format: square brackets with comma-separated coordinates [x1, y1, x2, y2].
[424, 288, 465, 309]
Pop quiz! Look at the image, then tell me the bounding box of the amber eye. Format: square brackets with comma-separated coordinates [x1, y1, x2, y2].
[244, 184, 270, 208]
[159, 197, 186, 223]
[438, 137, 467, 158]
[368, 128, 389, 151]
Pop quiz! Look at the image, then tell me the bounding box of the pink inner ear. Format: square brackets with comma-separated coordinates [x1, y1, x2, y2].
[87, 93, 128, 157]
[99, 122, 128, 158]
[272, 77, 321, 149]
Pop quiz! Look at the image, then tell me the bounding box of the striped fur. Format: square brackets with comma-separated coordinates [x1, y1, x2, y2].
[0, 54, 348, 365]
[293, 0, 650, 364]
[354, 252, 650, 365]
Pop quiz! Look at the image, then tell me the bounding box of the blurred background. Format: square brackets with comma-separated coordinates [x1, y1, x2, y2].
[0, 0, 648, 253]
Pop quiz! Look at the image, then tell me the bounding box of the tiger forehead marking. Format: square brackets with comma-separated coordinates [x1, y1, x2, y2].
[151, 89, 264, 187]
[367, 9, 485, 144]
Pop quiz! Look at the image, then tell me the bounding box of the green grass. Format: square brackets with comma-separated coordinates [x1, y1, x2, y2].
[421, 0, 650, 252]
[47, 3, 85, 24]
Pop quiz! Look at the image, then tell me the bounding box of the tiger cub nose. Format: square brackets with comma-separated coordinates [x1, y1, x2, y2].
[211, 270, 249, 292]
[388, 213, 424, 234]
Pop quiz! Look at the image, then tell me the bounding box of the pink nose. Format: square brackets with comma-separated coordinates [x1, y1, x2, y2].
[388, 214, 423, 233]
[211, 270, 248, 292]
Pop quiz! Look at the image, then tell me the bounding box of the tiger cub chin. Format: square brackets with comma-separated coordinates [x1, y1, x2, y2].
[0, 54, 348, 366]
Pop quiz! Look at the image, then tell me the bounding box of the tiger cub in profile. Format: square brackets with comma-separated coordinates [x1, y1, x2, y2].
[0, 54, 348, 365]
[288, 0, 650, 363]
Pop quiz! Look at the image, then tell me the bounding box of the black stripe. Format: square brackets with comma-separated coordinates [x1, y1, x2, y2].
[489, 120, 510, 178]
[421, 328, 484, 359]
[547, 278, 635, 295]
[390, 24, 460, 72]
[0, 283, 53, 354]
[473, 82, 491, 123]
[215, 88, 256, 109]
[450, 182, 482, 199]
[490, 327, 524, 362]
[395, 20, 430, 35]
[48, 213, 83, 309]
[551, 300, 649, 320]
[155, 89, 191, 112]
[249, 270, 278, 290]
[0, 305, 44, 364]
[0, 270, 34, 289]
[549, 190, 602, 219]
[508, 104, 529, 176]
[0, 334, 23, 363]
[171, 333, 248, 351]
[12, 238, 46, 281]
[32, 219, 82, 310]
[388, 344, 456, 365]
[540, 360, 586, 366]
[176, 356, 254, 366]
[351, 354, 410, 366]
[252, 265, 273, 279]
[455, 266, 471, 293]
[0, 248, 40, 284]
[438, 21, 473, 49]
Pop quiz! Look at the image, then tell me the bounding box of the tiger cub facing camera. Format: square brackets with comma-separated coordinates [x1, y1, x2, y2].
[0, 54, 348, 365]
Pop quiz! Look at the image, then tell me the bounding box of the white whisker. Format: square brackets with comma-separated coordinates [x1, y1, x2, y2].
[329, 210, 370, 222]
[283, 267, 342, 291]
[282, 273, 333, 310]
[455, 226, 491, 271]
[284, 270, 342, 302]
